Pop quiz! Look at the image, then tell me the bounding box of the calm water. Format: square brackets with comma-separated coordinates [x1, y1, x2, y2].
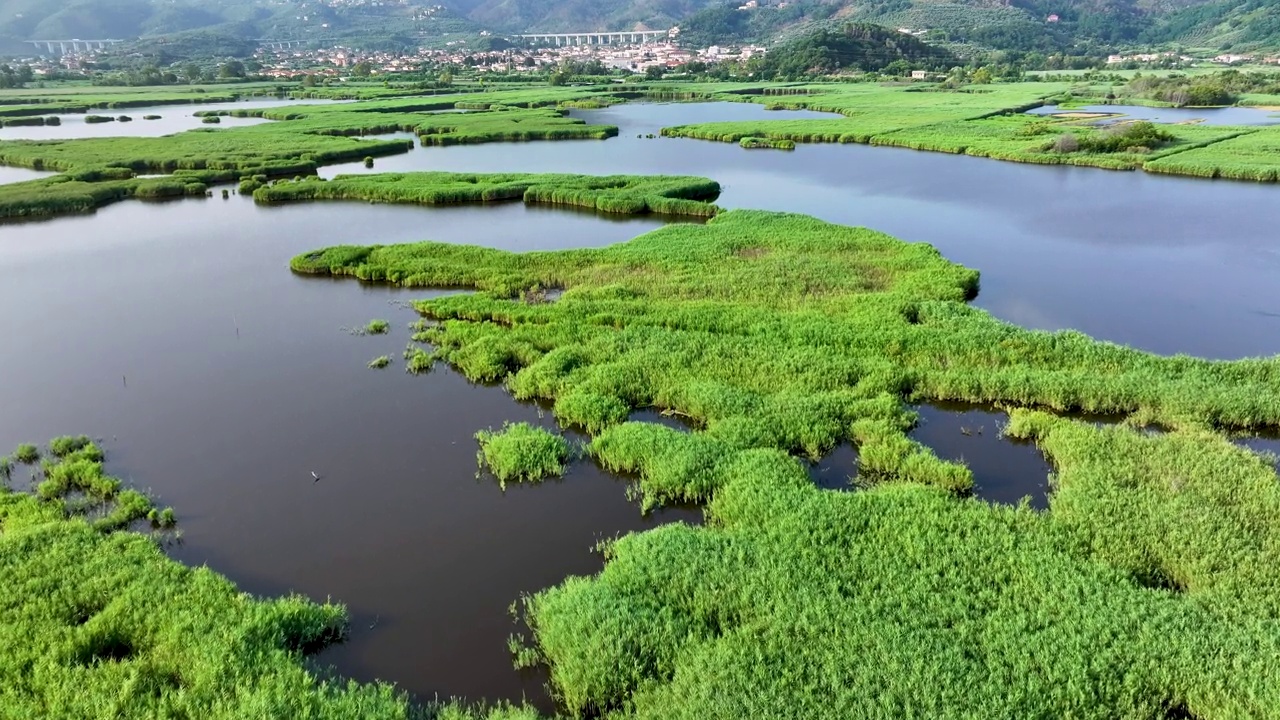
[0, 197, 695, 708]
[806, 403, 1054, 507]
[3, 100, 1280, 708]
[912, 403, 1053, 509]
[0, 98, 344, 140]
[0, 165, 54, 185]
[1028, 103, 1280, 125]
[321, 101, 1280, 359]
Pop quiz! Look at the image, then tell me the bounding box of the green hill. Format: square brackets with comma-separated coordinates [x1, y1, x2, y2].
[756, 21, 956, 76]
[3, 0, 1280, 58]
[0, 0, 482, 50]
[678, 0, 1280, 52]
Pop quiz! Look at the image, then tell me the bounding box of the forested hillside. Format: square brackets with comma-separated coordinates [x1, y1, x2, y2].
[679, 0, 1280, 52]
[441, 0, 717, 32]
[0, 0, 479, 50]
[2, 0, 1279, 54]
[755, 21, 956, 77]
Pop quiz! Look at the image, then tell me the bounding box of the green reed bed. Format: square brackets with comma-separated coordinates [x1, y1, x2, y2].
[261, 172, 721, 218]
[475, 422, 571, 484]
[0, 130, 412, 176]
[739, 137, 795, 150]
[0, 175, 211, 219]
[660, 82, 1063, 145]
[296, 208, 1280, 510]
[414, 109, 617, 146]
[518, 414, 1280, 719]
[0, 440, 543, 719]
[871, 115, 1252, 170]
[1144, 126, 1280, 182]
[0, 115, 57, 127]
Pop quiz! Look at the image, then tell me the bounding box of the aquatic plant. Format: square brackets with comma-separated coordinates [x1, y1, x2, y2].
[475, 422, 570, 484]
[201, 115, 221, 124]
[262, 172, 720, 220]
[83, 115, 114, 124]
[1146, 129, 1280, 182]
[368, 355, 392, 369]
[301, 209, 1280, 504]
[13, 444, 39, 464]
[48, 435, 96, 458]
[739, 136, 796, 150]
[143, 114, 161, 120]
[519, 415, 1280, 719]
[365, 319, 391, 335]
[0, 441, 431, 719]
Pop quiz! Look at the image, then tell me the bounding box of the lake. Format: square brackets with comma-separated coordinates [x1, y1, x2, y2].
[2, 100, 1279, 710]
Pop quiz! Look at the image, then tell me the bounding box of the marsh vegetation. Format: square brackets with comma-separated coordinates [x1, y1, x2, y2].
[475, 422, 571, 485]
[261, 172, 721, 220]
[291, 203, 1280, 718]
[7, 79, 1280, 720]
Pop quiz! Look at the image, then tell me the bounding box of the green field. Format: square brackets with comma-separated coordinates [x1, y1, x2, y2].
[5, 80, 1280, 224]
[871, 114, 1254, 170]
[0, 89, 627, 219]
[651, 80, 1280, 183]
[1144, 129, 1280, 181]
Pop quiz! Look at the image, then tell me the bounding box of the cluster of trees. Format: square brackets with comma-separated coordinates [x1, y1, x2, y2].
[677, 0, 840, 47]
[84, 59, 263, 87]
[1124, 70, 1280, 107]
[752, 22, 956, 79]
[1050, 121, 1175, 154]
[0, 64, 34, 89]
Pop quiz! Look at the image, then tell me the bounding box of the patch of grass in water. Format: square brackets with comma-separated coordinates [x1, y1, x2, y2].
[13, 443, 39, 464]
[368, 355, 391, 369]
[475, 422, 570, 485]
[0, 436, 542, 719]
[364, 319, 390, 335]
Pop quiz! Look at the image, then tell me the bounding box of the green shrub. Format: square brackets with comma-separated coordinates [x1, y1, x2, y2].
[475, 422, 570, 484]
[13, 444, 39, 464]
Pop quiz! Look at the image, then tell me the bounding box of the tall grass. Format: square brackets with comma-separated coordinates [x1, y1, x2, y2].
[475, 422, 570, 484]
[299, 209, 1280, 497]
[262, 172, 721, 219]
[1145, 128, 1280, 182]
[0, 437, 539, 719]
[521, 416, 1280, 718]
[13, 443, 39, 464]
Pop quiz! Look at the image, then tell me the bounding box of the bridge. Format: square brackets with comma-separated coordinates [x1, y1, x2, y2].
[515, 30, 672, 47]
[25, 39, 124, 55]
[256, 39, 314, 50]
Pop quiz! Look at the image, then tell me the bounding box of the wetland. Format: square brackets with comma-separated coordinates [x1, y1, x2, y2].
[6, 81, 1280, 719]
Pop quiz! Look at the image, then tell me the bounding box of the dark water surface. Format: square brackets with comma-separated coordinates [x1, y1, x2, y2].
[4, 100, 1280, 708]
[322, 101, 1280, 359]
[912, 403, 1053, 509]
[0, 197, 695, 708]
